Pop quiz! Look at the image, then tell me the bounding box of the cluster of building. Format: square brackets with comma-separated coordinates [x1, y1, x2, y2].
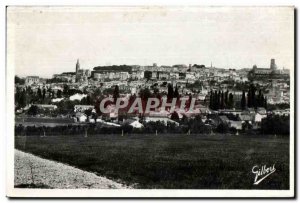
[90, 62, 249, 83]
[51, 59, 91, 83]
[249, 59, 290, 80]
[25, 58, 289, 106]
[18, 58, 290, 131]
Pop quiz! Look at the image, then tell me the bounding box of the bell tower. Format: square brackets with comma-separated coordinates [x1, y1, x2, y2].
[270, 59, 277, 70]
[76, 59, 80, 74]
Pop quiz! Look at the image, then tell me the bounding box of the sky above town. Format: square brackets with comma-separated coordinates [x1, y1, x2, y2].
[8, 6, 294, 78]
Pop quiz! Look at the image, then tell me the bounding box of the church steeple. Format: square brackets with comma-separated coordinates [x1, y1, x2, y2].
[76, 59, 80, 73]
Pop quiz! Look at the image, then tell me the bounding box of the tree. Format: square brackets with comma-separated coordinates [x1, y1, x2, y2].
[225, 90, 229, 108]
[144, 71, 152, 81]
[15, 87, 27, 108]
[91, 112, 98, 123]
[213, 90, 218, 110]
[19, 90, 27, 108]
[247, 89, 251, 108]
[261, 115, 289, 135]
[42, 88, 46, 100]
[216, 123, 229, 133]
[170, 111, 180, 122]
[228, 93, 234, 109]
[173, 85, 179, 99]
[250, 84, 256, 108]
[27, 105, 39, 116]
[94, 99, 102, 116]
[193, 64, 205, 68]
[209, 90, 213, 109]
[167, 84, 174, 100]
[241, 90, 246, 110]
[256, 89, 266, 108]
[47, 87, 54, 99]
[242, 122, 252, 132]
[63, 84, 70, 96]
[139, 88, 151, 101]
[217, 91, 221, 109]
[57, 89, 62, 98]
[86, 95, 91, 105]
[15, 76, 25, 85]
[257, 89, 263, 107]
[220, 91, 224, 109]
[187, 115, 209, 134]
[93, 88, 102, 99]
[37, 88, 42, 98]
[84, 109, 92, 117]
[113, 85, 120, 103]
[264, 96, 268, 109]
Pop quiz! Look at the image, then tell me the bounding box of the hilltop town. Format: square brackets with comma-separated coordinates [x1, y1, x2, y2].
[14, 58, 290, 135]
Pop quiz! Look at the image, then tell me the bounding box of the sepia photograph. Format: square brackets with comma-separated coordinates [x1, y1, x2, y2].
[5, 6, 295, 198]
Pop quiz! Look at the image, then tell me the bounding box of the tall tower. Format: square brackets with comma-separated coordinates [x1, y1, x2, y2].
[270, 59, 277, 70]
[76, 59, 80, 74]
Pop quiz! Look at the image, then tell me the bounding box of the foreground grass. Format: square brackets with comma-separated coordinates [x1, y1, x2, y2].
[15, 134, 289, 189]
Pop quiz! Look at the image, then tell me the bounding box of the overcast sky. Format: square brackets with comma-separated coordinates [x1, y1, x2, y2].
[7, 6, 294, 78]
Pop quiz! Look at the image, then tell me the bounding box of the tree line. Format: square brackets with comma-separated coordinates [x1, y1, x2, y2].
[261, 115, 289, 135]
[15, 84, 87, 110]
[15, 115, 211, 136]
[241, 84, 267, 110]
[209, 84, 268, 110]
[209, 90, 234, 110]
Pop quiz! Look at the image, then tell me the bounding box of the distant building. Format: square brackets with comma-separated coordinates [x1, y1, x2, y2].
[25, 76, 39, 86]
[254, 113, 267, 123]
[75, 59, 91, 82]
[270, 58, 277, 70]
[75, 112, 87, 122]
[228, 120, 243, 130]
[50, 59, 90, 83]
[74, 105, 94, 113]
[76, 59, 80, 74]
[129, 120, 144, 128]
[238, 114, 253, 123]
[144, 116, 179, 126]
[53, 72, 75, 82]
[35, 104, 57, 110]
[131, 70, 144, 80]
[248, 59, 289, 80]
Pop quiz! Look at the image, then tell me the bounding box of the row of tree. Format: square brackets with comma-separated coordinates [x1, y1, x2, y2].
[15, 116, 211, 136]
[15, 115, 289, 136]
[209, 90, 234, 110]
[241, 85, 267, 110]
[15, 86, 48, 108]
[209, 85, 268, 111]
[167, 84, 180, 100]
[15, 84, 86, 109]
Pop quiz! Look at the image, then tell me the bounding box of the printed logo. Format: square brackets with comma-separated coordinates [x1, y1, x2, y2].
[252, 164, 276, 185]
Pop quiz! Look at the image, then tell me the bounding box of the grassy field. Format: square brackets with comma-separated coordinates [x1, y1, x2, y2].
[15, 134, 290, 189]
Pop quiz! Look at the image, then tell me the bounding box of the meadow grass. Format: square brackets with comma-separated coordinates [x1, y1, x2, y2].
[15, 134, 289, 189]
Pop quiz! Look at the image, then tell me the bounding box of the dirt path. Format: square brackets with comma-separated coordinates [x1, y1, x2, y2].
[14, 149, 131, 189]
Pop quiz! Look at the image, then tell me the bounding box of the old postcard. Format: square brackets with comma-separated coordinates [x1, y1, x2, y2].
[6, 6, 294, 198]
